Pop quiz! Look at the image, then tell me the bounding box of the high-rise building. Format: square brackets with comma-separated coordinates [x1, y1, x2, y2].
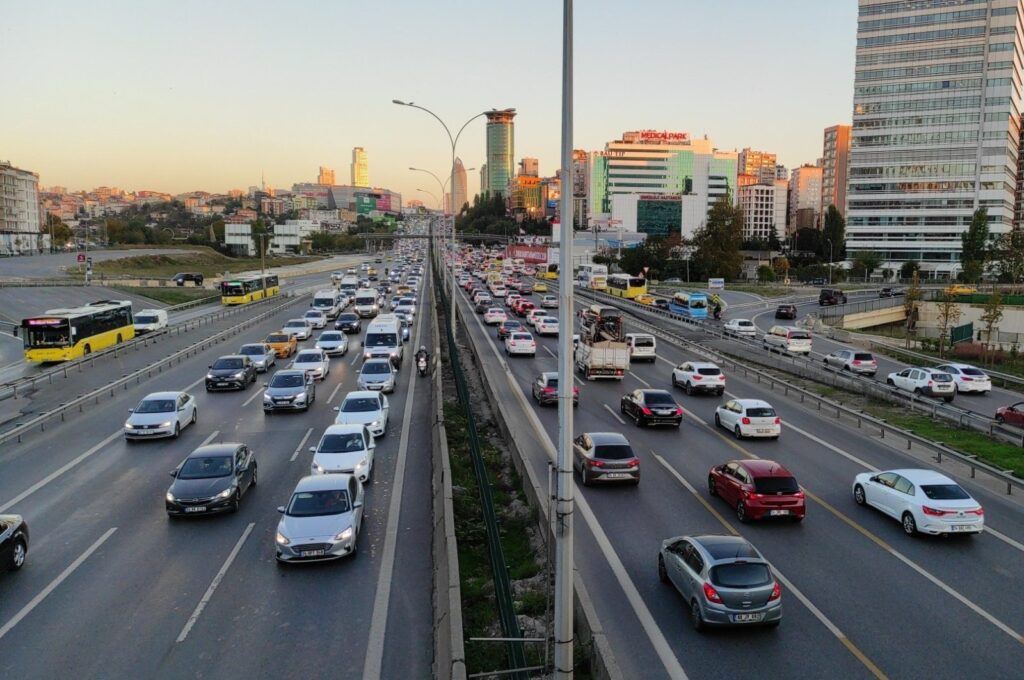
[737, 148, 778, 184]
[479, 164, 488, 197]
[519, 157, 539, 177]
[572, 149, 590, 230]
[738, 180, 789, 241]
[484, 110, 516, 198]
[351, 147, 368, 187]
[0, 161, 42, 255]
[820, 125, 851, 217]
[788, 164, 823, 233]
[318, 166, 336, 186]
[847, 0, 1021, 276]
[510, 174, 543, 216]
[451, 158, 468, 214]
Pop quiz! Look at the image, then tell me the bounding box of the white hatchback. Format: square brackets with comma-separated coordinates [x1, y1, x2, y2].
[292, 350, 330, 380]
[535, 317, 559, 336]
[723, 318, 757, 338]
[714, 399, 780, 439]
[334, 390, 389, 437]
[886, 368, 955, 402]
[310, 424, 375, 482]
[283, 319, 312, 341]
[935, 363, 992, 395]
[671, 362, 725, 396]
[853, 469, 984, 536]
[304, 310, 328, 329]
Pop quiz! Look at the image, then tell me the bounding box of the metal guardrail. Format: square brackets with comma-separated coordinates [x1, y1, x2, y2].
[816, 290, 939, 321]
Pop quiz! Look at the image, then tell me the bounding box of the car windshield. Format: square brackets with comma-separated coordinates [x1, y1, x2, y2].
[593, 444, 634, 460]
[362, 362, 391, 375]
[697, 368, 721, 376]
[135, 399, 175, 413]
[213, 358, 243, 370]
[319, 333, 342, 341]
[296, 352, 322, 362]
[178, 456, 233, 479]
[736, 320, 754, 327]
[270, 374, 305, 388]
[318, 434, 365, 453]
[745, 407, 776, 418]
[266, 334, 289, 343]
[366, 333, 398, 347]
[287, 489, 351, 517]
[338, 314, 358, 322]
[920, 484, 971, 500]
[342, 398, 379, 412]
[239, 345, 265, 355]
[135, 315, 158, 324]
[710, 563, 772, 588]
[754, 476, 800, 494]
[644, 392, 676, 405]
[305, 311, 323, 318]
[285, 321, 305, 328]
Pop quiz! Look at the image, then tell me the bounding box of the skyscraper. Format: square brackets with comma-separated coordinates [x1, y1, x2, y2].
[318, 166, 335, 186]
[847, 0, 1021, 276]
[788, 164, 823, 232]
[519, 157, 539, 177]
[820, 125, 851, 217]
[480, 164, 488, 196]
[451, 157, 468, 214]
[484, 110, 516, 198]
[351, 147, 368, 187]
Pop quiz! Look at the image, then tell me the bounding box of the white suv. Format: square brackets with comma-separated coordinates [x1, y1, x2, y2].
[886, 368, 955, 402]
[762, 326, 812, 355]
[671, 362, 725, 396]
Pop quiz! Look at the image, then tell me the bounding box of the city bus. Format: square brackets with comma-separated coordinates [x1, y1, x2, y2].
[21, 300, 134, 362]
[606, 274, 648, 299]
[220, 274, 280, 305]
[540, 263, 559, 280]
[576, 264, 608, 291]
[669, 291, 709, 319]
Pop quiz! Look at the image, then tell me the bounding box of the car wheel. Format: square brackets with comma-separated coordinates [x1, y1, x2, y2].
[191, 409, 197, 425]
[230, 491, 241, 513]
[914, 387, 922, 396]
[671, 375, 679, 388]
[736, 500, 748, 523]
[996, 415, 1005, 424]
[886, 378, 894, 386]
[9, 539, 27, 571]
[708, 476, 718, 496]
[690, 600, 705, 632]
[714, 413, 722, 428]
[734, 425, 743, 440]
[902, 512, 918, 536]
[251, 464, 257, 487]
[658, 555, 669, 584]
[581, 466, 591, 487]
[943, 396, 954, 403]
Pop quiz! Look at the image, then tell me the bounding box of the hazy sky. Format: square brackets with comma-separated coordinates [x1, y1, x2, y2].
[2, 0, 858, 202]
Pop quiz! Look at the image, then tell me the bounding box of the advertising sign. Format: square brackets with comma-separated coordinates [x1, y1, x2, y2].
[375, 193, 392, 213]
[708, 278, 725, 290]
[355, 195, 376, 214]
[505, 244, 549, 264]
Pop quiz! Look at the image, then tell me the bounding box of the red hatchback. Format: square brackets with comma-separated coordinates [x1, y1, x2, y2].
[996, 402, 1024, 427]
[708, 460, 805, 523]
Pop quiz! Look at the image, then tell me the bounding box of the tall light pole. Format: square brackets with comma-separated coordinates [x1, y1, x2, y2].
[826, 237, 833, 285]
[416, 188, 442, 211]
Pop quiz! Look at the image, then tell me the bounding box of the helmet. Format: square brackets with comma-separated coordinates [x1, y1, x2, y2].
[420, 345, 426, 352]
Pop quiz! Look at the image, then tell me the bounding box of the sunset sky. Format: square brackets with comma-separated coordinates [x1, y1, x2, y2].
[2, 0, 858, 201]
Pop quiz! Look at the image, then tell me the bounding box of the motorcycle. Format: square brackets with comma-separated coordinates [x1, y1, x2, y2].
[417, 355, 428, 377]
[713, 308, 722, 321]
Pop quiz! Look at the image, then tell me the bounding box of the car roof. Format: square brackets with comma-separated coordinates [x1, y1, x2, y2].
[215, 354, 246, 361]
[323, 423, 365, 435]
[586, 432, 630, 445]
[638, 389, 674, 398]
[188, 443, 241, 457]
[690, 535, 761, 561]
[293, 473, 354, 492]
[295, 350, 323, 357]
[736, 459, 794, 478]
[273, 369, 306, 378]
[362, 358, 392, 366]
[731, 398, 772, 408]
[141, 391, 184, 400]
[885, 468, 957, 484]
[684, 361, 719, 368]
[343, 390, 381, 401]
[937, 363, 974, 369]
[539, 371, 558, 380]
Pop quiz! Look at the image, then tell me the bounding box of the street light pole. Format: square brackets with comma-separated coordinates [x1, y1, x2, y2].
[826, 237, 833, 285]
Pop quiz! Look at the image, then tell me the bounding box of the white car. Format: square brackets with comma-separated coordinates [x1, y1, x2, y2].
[823, 349, 878, 376]
[238, 342, 277, 372]
[886, 368, 955, 402]
[275, 474, 364, 562]
[671, 362, 726, 396]
[505, 293, 522, 307]
[540, 294, 558, 309]
[334, 390, 390, 437]
[331, 271, 345, 283]
[714, 399, 780, 439]
[395, 301, 416, 319]
[484, 308, 508, 325]
[535, 317, 559, 336]
[304, 309, 328, 329]
[292, 349, 330, 380]
[283, 318, 312, 341]
[505, 332, 537, 357]
[315, 331, 349, 357]
[852, 469, 984, 536]
[935, 363, 992, 395]
[124, 391, 197, 440]
[723, 318, 757, 338]
[133, 308, 168, 333]
[309, 424, 376, 481]
[526, 309, 548, 328]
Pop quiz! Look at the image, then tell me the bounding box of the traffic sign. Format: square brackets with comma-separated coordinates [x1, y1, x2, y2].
[77, 253, 85, 263]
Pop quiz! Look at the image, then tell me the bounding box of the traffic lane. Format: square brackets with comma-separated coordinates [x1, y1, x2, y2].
[0, 249, 203, 279]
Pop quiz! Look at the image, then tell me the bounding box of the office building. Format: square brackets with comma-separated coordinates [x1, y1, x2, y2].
[451, 157, 468, 214]
[351, 147, 368, 187]
[519, 157, 539, 177]
[788, 164, 823, 232]
[571, 149, 590, 229]
[479, 164, 488, 196]
[318, 166, 335, 186]
[737, 148, 778, 184]
[738, 180, 788, 241]
[484, 110, 516, 198]
[0, 161, 43, 255]
[821, 125, 851, 217]
[510, 174, 543, 217]
[847, 0, 1021, 276]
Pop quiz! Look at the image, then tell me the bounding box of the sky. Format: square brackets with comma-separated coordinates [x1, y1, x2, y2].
[2, 0, 859, 203]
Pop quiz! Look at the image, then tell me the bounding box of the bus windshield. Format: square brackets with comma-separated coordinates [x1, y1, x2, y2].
[23, 322, 72, 348]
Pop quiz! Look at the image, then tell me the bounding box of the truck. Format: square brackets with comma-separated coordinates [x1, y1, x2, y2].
[574, 304, 630, 380]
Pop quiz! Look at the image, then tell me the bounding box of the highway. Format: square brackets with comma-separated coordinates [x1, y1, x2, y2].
[0, 265, 433, 679]
[453, 274, 1024, 680]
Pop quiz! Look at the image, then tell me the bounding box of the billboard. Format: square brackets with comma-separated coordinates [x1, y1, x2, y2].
[505, 244, 549, 264]
[355, 195, 376, 214]
[376, 193, 392, 213]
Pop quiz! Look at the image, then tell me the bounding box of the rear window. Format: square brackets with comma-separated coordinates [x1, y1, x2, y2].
[959, 367, 986, 376]
[710, 563, 772, 588]
[593, 444, 635, 460]
[754, 477, 799, 494]
[697, 368, 721, 376]
[745, 407, 776, 418]
[853, 353, 874, 361]
[737, 320, 754, 327]
[931, 373, 953, 382]
[632, 337, 655, 348]
[920, 484, 971, 500]
[788, 331, 811, 340]
[644, 392, 676, 405]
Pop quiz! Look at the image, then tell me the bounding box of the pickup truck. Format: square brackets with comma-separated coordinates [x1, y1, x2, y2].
[575, 340, 630, 380]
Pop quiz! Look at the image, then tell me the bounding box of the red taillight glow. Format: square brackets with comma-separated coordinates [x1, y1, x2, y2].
[922, 506, 949, 516]
[852, 360, 861, 365]
[676, 408, 684, 416]
[543, 387, 556, 394]
[741, 417, 751, 425]
[692, 375, 702, 381]
[587, 459, 605, 468]
[641, 407, 653, 416]
[626, 458, 640, 467]
[969, 507, 985, 516]
[768, 582, 782, 601]
[961, 377, 973, 382]
[703, 582, 722, 603]
[774, 417, 781, 425]
[927, 380, 935, 386]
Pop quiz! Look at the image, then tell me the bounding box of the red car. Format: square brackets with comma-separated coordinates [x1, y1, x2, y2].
[513, 301, 535, 317]
[707, 460, 805, 522]
[497, 320, 524, 340]
[995, 402, 1024, 426]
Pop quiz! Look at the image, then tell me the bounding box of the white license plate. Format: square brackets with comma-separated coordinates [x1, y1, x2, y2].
[756, 428, 772, 434]
[185, 506, 206, 513]
[769, 509, 790, 516]
[603, 473, 630, 479]
[301, 549, 326, 557]
[949, 525, 974, 532]
[217, 382, 228, 387]
[732, 613, 763, 623]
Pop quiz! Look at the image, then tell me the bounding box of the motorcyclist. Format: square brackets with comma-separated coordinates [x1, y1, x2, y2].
[713, 303, 722, 321]
[415, 345, 429, 368]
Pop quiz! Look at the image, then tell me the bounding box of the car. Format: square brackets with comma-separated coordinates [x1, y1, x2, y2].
[275, 474, 365, 563]
[0, 514, 29, 572]
[658, 534, 782, 631]
[484, 308, 508, 325]
[620, 389, 683, 427]
[714, 399, 781, 439]
[283, 319, 312, 341]
[634, 293, 656, 306]
[818, 289, 848, 306]
[823, 349, 878, 376]
[671, 362, 726, 396]
[774, 304, 798, 320]
[393, 312, 412, 342]
[762, 326, 812, 355]
[315, 331, 350, 357]
[526, 309, 548, 328]
[166, 443, 257, 517]
[852, 469, 985, 536]
[331, 271, 344, 283]
[935, 363, 992, 394]
[309, 424, 376, 481]
[505, 292, 522, 306]
[206, 355, 257, 391]
[663, 277, 683, 284]
[944, 284, 977, 295]
[238, 343, 277, 372]
[572, 432, 640, 486]
[304, 309, 328, 329]
[497, 320, 524, 340]
[134, 308, 169, 333]
[533, 282, 548, 292]
[291, 349, 330, 381]
[334, 390, 390, 437]
[531, 372, 579, 406]
[125, 391, 198, 440]
[395, 300, 416, 319]
[505, 332, 537, 357]
[263, 369, 316, 413]
[723, 319, 757, 338]
[879, 287, 904, 298]
[172, 272, 204, 287]
[996, 402, 1024, 426]
[653, 298, 671, 311]
[886, 368, 955, 402]
[358, 358, 397, 393]
[519, 283, 534, 295]
[389, 295, 403, 311]
[475, 299, 493, 314]
[335, 312, 362, 334]
[265, 331, 298, 358]
[540, 294, 558, 309]
[535, 317, 559, 336]
[708, 460, 805, 522]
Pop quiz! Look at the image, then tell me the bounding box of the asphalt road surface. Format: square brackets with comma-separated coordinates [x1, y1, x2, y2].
[0, 249, 203, 280]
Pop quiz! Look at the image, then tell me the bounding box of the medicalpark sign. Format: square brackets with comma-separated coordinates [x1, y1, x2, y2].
[623, 130, 690, 143]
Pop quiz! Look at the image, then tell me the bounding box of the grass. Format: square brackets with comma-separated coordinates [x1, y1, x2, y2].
[92, 247, 320, 278]
[111, 286, 219, 306]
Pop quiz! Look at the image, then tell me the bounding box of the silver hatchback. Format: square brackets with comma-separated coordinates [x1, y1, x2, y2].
[263, 369, 316, 413]
[358, 358, 396, 393]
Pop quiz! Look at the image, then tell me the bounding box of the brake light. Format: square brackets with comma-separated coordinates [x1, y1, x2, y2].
[922, 506, 949, 516]
[587, 459, 605, 468]
[641, 407, 653, 416]
[961, 377, 973, 382]
[543, 387, 555, 394]
[768, 582, 782, 601]
[969, 507, 985, 516]
[692, 375, 702, 381]
[774, 417, 781, 425]
[703, 582, 722, 603]
[741, 417, 751, 425]
[852, 360, 861, 365]
[626, 458, 640, 467]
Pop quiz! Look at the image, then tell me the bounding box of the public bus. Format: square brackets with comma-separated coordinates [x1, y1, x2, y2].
[669, 291, 709, 319]
[576, 264, 609, 291]
[220, 274, 280, 305]
[21, 300, 134, 362]
[606, 274, 648, 299]
[540, 263, 559, 280]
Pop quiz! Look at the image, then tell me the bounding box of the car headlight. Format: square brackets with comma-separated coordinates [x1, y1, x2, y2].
[369, 420, 380, 429]
[160, 421, 172, 428]
[216, 487, 234, 499]
[363, 352, 372, 359]
[357, 457, 368, 468]
[165, 491, 175, 502]
[233, 372, 245, 379]
[276, 531, 290, 545]
[124, 421, 133, 428]
[206, 373, 215, 379]
[334, 527, 354, 542]
[311, 462, 325, 474]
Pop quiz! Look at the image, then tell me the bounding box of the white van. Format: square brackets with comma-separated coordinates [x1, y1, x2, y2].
[362, 314, 404, 366]
[133, 308, 168, 333]
[762, 326, 813, 355]
[625, 333, 657, 362]
[312, 289, 342, 319]
[354, 290, 380, 318]
[339, 275, 360, 296]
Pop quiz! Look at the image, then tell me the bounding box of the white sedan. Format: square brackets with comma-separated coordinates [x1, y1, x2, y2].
[723, 318, 757, 338]
[935, 363, 992, 395]
[334, 390, 390, 437]
[283, 319, 312, 341]
[315, 331, 349, 356]
[304, 309, 328, 329]
[535, 317, 559, 336]
[540, 295, 559, 309]
[714, 399, 780, 439]
[505, 332, 537, 357]
[124, 391, 198, 440]
[292, 349, 330, 380]
[484, 308, 508, 325]
[852, 469, 984, 536]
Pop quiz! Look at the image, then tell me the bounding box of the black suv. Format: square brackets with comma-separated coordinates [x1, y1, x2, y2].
[818, 288, 847, 306]
[172, 272, 204, 287]
[205, 355, 257, 391]
[774, 304, 798, 320]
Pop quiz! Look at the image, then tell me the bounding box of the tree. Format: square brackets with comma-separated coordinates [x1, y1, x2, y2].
[851, 250, 882, 280]
[979, 290, 1004, 364]
[821, 205, 846, 261]
[592, 253, 618, 269]
[903, 270, 922, 349]
[992, 230, 1024, 292]
[691, 195, 744, 280]
[935, 292, 962, 359]
[900, 259, 920, 280]
[772, 256, 790, 278]
[757, 265, 776, 283]
[960, 208, 990, 283]
[793, 228, 824, 260]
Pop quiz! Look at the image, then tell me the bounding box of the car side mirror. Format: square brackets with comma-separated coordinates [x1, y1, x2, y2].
[169, 470, 177, 477]
[128, 408, 134, 413]
[353, 501, 363, 508]
[262, 383, 269, 388]
[277, 506, 285, 514]
[869, 475, 878, 483]
[208, 365, 212, 369]
[368, 439, 376, 449]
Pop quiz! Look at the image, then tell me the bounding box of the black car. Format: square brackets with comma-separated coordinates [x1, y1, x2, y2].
[818, 288, 848, 306]
[475, 299, 491, 314]
[774, 304, 798, 319]
[205, 355, 257, 391]
[1, 514, 29, 572]
[620, 389, 683, 427]
[497, 320, 524, 340]
[166, 444, 257, 516]
[879, 287, 903, 298]
[335, 313, 362, 334]
[653, 298, 671, 311]
[172, 272, 204, 287]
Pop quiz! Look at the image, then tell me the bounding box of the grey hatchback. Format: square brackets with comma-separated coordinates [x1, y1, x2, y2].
[263, 369, 316, 413]
[658, 534, 781, 631]
[572, 432, 640, 486]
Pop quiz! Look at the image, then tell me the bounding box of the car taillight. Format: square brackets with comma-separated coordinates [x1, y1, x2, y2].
[626, 458, 640, 467]
[641, 407, 653, 416]
[922, 506, 949, 516]
[774, 417, 781, 425]
[852, 360, 861, 365]
[927, 380, 934, 386]
[768, 582, 782, 601]
[961, 377, 973, 382]
[703, 582, 722, 603]
[741, 417, 751, 425]
[587, 459, 605, 468]
[543, 387, 555, 394]
[616, 369, 624, 376]
[692, 375, 702, 381]
[969, 507, 985, 516]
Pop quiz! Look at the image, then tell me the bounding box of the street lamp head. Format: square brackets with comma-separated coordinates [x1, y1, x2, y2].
[408, 167, 419, 171]
[392, 99, 408, 106]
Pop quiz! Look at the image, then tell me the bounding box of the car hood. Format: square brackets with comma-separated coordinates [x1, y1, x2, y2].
[127, 411, 176, 426]
[278, 511, 352, 541]
[242, 353, 270, 363]
[170, 476, 234, 498]
[266, 385, 307, 398]
[335, 410, 381, 426]
[316, 340, 346, 348]
[209, 367, 244, 377]
[293, 361, 323, 370]
[284, 326, 308, 334]
[313, 451, 367, 471]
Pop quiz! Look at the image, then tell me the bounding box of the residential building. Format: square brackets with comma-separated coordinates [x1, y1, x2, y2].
[821, 124, 851, 216]
[451, 157, 468, 214]
[510, 174, 543, 217]
[541, 173, 561, 220]
[847, 0, 1022, 276]
[484, 110, 516, 198]
[738, 180, 788, 241]
[571, 149, 590, 230]
[775, 164, 788, 181]
[318, 166, 336, 185]
[351, 148, 368, 187]
[737, 148, 778, 184]
[225, 223, 255, 256]
[0, 161, 43, 254]
[788, 164, 823, 232]
[519, 157, 539, 177]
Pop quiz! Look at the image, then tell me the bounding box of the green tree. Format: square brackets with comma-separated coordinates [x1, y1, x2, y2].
[903, 270, 922, 348]
[979, 290, 1004, 362]
[992, 230, 1024, 292]
[793, 228, 824, 259]
[821, 205, 846, 261]
[618, 240, 663, 278]
[851, 250, 882, 280]
[960, 208, 990, 283]
[935, 292, 963, 359]
[691, 195, 744, 280]
[757, 265, 776, 283]
[900, 259, 920, 280]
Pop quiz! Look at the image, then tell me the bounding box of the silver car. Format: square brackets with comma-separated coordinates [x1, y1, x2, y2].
[315, 331, 349, 356]
[358, 358, 396, 393]
[823, 349, 877, 376]
[658, 534, 782, 630]
[275, 474, 364, 563]
[263, 369, 316, 413]
[238, 343, 277, 372]
[393, 312, 412, 342]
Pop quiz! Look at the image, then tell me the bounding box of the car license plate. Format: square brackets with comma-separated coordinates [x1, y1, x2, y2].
[217, 382, 228, 387]
[604, 473, 630, 479]
[301, 549, 326, 557]
[756, 428, 772, 434]
[950, 525, 973, 532]
[733, 613, 763, 623]
[185, 506, 206, 513]
[769, 509, 790, 516]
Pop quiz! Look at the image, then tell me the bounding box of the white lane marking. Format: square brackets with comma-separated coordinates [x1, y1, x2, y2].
[0, 527, 118, 642]
[629, 371, 651, 387]
[327, 382, 343, 404]
[198, 430, 220, 447]
[543, 345, 557, 358]
[573, 375, 584, 386]
[780, 420, 880, 472]
[242, 388, 264, 407]
[349, 350, 361, 366]
[603, 403, 626, 425]
[290, 428, 314, 462]
[0, 431, 121, 513]
[984, 526, 1024, 553]
[362, 279, 427, 679]
[176, 522, 255, 643]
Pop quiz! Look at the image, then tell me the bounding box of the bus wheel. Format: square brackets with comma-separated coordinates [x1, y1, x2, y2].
[83, 344, 92, 355]
[116, 334, 123, 344]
